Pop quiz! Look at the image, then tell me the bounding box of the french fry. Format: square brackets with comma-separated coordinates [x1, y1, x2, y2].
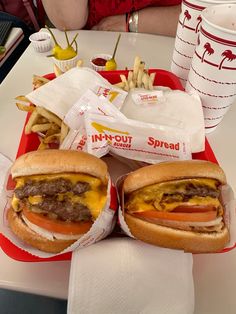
[33, 75, 50, 85]
[142, 71, 149, 90]
[15, 95, 31, 103]
[129, 80, 136, 90]
[31, 123, 52, 133]
[127, 70, 133, 83]
[120, 74, 129, 91]
[43, 133, 61, 144]
[54, 63, 63, 77]
[114, 81, 125, 89]
[16, 103, 35, 112]
[38, 138, 49, 150]
[148, 72, 156, 90]
[133, 56, 141, 82]
[32, 75, 50, 89]
[36, 107, 62, 126]
[25, 109, 40, 134]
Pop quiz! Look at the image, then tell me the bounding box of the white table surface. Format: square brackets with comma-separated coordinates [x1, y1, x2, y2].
[0, 29, 236, 313]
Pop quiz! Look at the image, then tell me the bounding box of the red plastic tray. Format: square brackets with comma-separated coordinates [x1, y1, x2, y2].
[0, 69, 219, 262]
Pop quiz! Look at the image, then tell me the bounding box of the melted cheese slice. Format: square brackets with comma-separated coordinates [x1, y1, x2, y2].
[12, 173, 107, 219]
[126, 178, 221, 213]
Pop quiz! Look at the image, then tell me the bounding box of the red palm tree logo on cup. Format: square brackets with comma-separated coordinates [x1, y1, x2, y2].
[218, 50, 236, 70]
[182, 10, 191, 28]
[195, 16, 202, 33]
[201, 42, 214, 63]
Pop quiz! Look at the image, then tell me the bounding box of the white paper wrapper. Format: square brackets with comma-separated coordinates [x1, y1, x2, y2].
[26, 67, 127, 120]
[68, 237, 194, 314]
[118, 179, 236, 253]
[85, 113, 192, 163]
[120, 88, 205, 153]
[0, 173, 118, 259]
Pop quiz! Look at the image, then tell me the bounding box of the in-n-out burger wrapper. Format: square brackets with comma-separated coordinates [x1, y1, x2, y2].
[61, 89, 193, 163]
[0, 162, 118, 259]
[117, 163, 236, 253]
[85, 113, 192, 163]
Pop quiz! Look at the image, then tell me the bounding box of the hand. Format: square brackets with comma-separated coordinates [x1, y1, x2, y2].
[92, 14, 126, 32]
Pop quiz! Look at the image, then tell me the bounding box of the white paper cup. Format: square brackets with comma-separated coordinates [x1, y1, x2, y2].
[90, 54, 112, 71]
[171, 0, 236, 87]
[29, 31, 52, 53]
[185, 3, 236, 132]
[52, 54, 79, 72]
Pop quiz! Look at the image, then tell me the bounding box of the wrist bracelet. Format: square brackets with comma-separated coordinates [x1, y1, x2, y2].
[128, 11, 139, 33]
[126, 13, 130, 32]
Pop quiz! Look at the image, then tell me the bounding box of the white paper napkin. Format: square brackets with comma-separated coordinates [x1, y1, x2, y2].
[67, 237, 194, 314]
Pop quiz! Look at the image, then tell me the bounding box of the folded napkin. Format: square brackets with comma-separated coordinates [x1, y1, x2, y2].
[68, 237, 194, 314]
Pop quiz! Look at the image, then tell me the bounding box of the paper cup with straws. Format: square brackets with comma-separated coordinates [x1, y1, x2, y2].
[171, 0, 236, 88]
[185, 3, 236, 132]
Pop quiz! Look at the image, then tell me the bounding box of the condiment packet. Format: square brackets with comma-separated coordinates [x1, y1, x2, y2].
[0, 174, 118, 259]
[61, 89, 127, 151]
[85, 113, 192, 163]
[63, 89, 127, 130]
[26, 67, 127, 120]
[121, 88, 205, 153]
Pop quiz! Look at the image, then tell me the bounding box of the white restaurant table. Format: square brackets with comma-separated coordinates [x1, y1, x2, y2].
[0, 29, 236, 313]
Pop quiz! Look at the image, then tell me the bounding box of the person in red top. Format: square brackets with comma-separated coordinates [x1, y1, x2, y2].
[42, 0, 181, 37]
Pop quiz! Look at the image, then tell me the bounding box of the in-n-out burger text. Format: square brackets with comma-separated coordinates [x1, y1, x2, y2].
[91, 134, 180, 151]
[92, 134, 132, 148]
[148, 137, 180, 150]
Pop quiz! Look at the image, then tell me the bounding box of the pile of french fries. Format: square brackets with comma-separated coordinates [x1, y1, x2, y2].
[114, 56, 156, 92]
[16, 95, 69, 150]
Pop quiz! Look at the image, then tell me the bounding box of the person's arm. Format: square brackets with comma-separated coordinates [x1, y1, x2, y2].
[92, 5, 181, 37]
[138, 5, 180, 36]
[41, 0, 89, 30]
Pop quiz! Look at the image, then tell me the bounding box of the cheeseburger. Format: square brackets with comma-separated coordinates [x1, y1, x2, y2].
[122, 160, 230, 253]
[7, 149, 109, 253]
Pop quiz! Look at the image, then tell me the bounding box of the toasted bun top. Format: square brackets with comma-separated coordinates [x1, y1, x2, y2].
[11, 149, 108, 183]
[123, 160, 226, 194]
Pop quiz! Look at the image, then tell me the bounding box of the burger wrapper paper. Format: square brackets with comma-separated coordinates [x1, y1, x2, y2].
[118, 175, 236, 253]
[25, 67, 127, 120]
[0, 165, 118, 258]
[67, 237, 194, 314]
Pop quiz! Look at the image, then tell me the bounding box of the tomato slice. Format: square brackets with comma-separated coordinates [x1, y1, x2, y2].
[173, 205, 216, 213]
[23, 208, 93, 235]
[133, 210, 217, 222]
